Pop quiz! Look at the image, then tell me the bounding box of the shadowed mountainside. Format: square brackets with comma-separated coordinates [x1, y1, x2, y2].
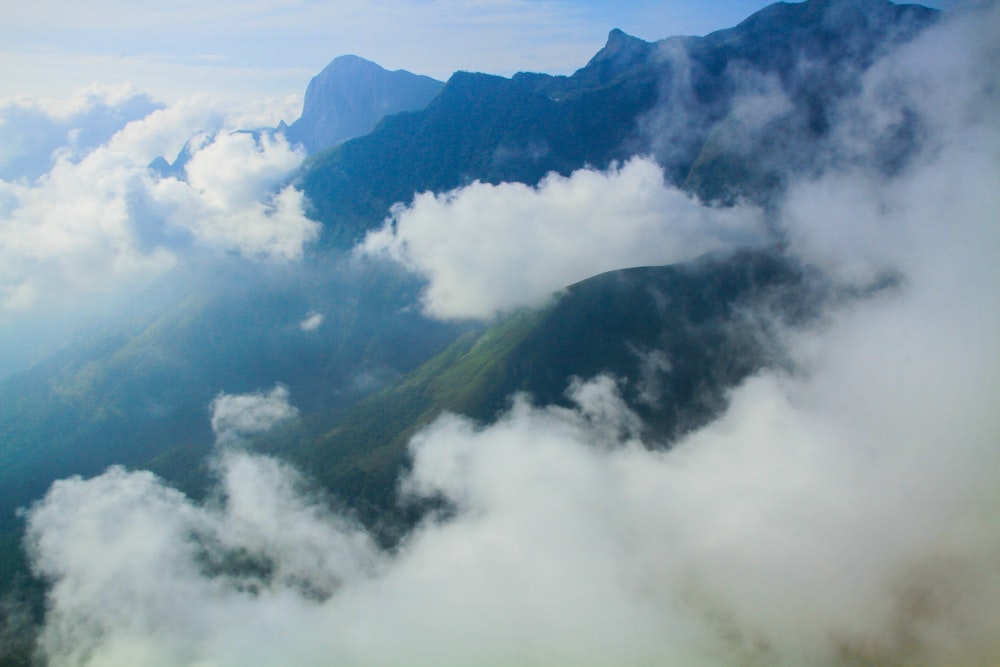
[299, 0, 937, 247]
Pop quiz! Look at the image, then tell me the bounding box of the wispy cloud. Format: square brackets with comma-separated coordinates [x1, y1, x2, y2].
[299, 310, 324, 332]
[0, 84, 161, 181]
[210, 384, 299, 444]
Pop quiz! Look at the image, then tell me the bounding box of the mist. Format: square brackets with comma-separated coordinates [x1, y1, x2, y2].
[16, 2, 1000, 665]
[0, 89, 315, 378]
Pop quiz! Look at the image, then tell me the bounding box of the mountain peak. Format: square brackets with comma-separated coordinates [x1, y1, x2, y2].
[601, 28, 649, 56]
[322, 54, 385, 73]
[605, 28, 631, 47]
[577, 28, 653, 81]
[285, 55, 444, 154]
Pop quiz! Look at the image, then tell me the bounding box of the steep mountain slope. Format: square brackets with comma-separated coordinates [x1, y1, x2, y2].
[0, 260, 466, 590]
[285, 55, 445, 154]
[299, 0, 937, 247]
[249, 249, 822, 530]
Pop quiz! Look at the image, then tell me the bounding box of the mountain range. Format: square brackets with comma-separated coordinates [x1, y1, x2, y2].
[0, 2, 948, 664]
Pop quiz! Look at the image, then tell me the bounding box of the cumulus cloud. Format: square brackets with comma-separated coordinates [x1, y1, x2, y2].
[20, 4, 1000, 666]
[210, 384, 299, 444]
[360, 157, 768, 320]
[26, 455, 379, 667]
[150, 130, 318, 260]
[0, 91, 318, 318]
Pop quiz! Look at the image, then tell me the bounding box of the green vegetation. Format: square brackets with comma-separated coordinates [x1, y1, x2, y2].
[242, 249, 815, 534]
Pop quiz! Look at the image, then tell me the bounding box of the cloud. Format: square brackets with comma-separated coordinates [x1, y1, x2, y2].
[19, 4, 1000, 666]
[299, 310, 324, 332]
[24, 299, 1000, 666]
[360, 157, 768, 320]
[0, 91, 318, 319]
[210, 385, 299, 444]
[0, 84, 162, 181]
[26, 455, 379, 667]
[150, 130, 318, 260]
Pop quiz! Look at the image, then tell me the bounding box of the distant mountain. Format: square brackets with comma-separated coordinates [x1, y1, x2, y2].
[300, 0, 937, 247]
[149, 56, 443, 177]
[285, 55, 444, 154]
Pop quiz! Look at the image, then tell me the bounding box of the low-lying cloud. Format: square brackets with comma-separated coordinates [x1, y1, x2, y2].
[359, 157, 768, 320]
[299, 310, 324, 331]
[210, 384, 299, 444]
[25, 246, 1000, 663]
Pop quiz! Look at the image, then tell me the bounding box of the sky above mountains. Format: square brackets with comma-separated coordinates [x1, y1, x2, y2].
[1, 0, 958, 105]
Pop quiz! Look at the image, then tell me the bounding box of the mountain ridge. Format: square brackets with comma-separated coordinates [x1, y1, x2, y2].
[298, 0, 938, 247]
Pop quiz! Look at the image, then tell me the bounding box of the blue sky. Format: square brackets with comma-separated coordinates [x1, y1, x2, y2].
[0, 0, 956, 107]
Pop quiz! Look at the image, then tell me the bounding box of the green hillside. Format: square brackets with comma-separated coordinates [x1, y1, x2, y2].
[248, 249, 818, 533]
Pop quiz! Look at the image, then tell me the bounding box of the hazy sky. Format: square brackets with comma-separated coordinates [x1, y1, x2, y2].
[0, 0, 956, 107]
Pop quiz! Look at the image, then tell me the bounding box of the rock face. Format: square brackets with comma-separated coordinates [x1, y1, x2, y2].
[285, 55, 444, 153]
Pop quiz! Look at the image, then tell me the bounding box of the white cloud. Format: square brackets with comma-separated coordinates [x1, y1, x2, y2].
[26, 453, 379, 667]
[0, 148, 178, 314]
[0, 91, 317, 318]
[137, 126, 318, 260]
[360, 157, 768, 320]
[24, 58, 1000, 658]
[25, 294, 1000, 664]
[0, 83, 162, 181]
[151, 130, 318, 260]
[299, 310, 324, 332]
[210, 384, 299, 444]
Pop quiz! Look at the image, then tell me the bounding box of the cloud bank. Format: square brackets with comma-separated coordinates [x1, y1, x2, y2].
[20, 3, 1000, 666]
[360, 157, 768, 320]
[0, 90, 318, 319]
